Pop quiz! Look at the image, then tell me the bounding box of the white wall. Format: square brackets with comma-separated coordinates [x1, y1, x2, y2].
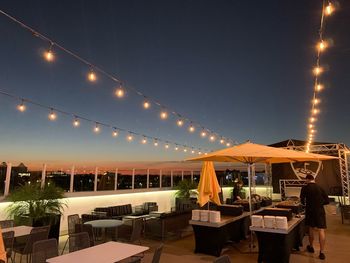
[0, 189, 177, 234]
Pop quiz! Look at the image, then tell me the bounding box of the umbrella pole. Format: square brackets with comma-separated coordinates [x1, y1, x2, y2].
[248, 163, 254, 251]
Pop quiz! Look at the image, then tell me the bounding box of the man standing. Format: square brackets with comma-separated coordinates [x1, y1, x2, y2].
[300, 173, 329, 260]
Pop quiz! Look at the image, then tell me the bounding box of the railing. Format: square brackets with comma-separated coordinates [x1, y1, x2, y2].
[0, 162, 207, 197]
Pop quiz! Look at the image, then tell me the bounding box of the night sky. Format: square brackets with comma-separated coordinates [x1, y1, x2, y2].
[0, 0, 349, 169]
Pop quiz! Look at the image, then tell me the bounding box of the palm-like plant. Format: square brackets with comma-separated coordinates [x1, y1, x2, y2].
[174, 179, 198, 199]
[7, 183, 66, 224]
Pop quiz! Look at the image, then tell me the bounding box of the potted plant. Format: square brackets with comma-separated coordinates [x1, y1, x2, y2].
[6, 183, 66, 241]
[174, 180, 198, 211]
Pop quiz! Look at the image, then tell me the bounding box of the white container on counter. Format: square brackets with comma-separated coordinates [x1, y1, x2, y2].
[200, 210, 209, 222]
[275, 216, 288, 230]
[251, 215, 264, 228]
[192, 210, 200, 221]
[263, 216, 276, 229]
[209, 211, 221, 223]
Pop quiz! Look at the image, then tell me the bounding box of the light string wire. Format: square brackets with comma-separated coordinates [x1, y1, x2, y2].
[305, 0, 335, 152]
[0, 8, 237, 147]
[0, 89, 211, 155]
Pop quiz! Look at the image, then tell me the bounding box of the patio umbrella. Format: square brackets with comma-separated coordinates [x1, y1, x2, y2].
[0, 227, 6, 263]
[188, 141, 337, 214]
[197, 161, 221, 207]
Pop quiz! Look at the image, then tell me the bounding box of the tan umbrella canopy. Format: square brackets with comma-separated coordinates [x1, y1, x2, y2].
[187, 141, 337, 215]
[187, 141, 337, 164]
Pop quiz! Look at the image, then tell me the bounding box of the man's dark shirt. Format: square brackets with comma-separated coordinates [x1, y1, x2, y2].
[300, 182, 329, 228]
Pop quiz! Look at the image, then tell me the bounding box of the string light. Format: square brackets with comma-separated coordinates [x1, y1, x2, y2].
[165, 143, 169, 149]
[0, 9, 236, 147]
[73, 117, 80, 127]
[115, 85, 125, 98]
[219, 139, 225, 144]
[198, 151, 202, 155]
[141, 137, 147, 144]
[313, 66, 323, 76]
[226, 142, 231, 147]
[325, 2, 334, 16]
[188, 125, 195, 133]
[2, 88, 213, 157]
[317, 41, 327, 52]
[209, 135, 216, 142]
[200, 131, 207, 137]
[143, 100, 150, 109]
[191, 149, 195, 154]
[94, 123, 100, 133]
[154, 140, 159, 147]
[87, 69, 97, 82]
[177, 119, 184, 127]
[316, 84, 323, 92]
[160, 111, 168, 120]
[48, 109, 57, 121]
[17, 100, 26, 112]
[44, 44, 54, 62]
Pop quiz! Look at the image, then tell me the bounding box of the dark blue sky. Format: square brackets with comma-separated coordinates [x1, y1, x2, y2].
[0, 0, 349, 167]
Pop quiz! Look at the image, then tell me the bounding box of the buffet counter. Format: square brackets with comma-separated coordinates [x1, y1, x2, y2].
[250, 215, 305, 263]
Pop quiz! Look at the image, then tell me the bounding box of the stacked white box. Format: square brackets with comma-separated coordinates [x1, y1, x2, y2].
[275, 216, 288, 230]
[209, 211, 221, 223]
[251, 215, 264, 228]
[200, 210, 209, 222]
[192, 210, 200, 221]
[263, 216, 276, 229]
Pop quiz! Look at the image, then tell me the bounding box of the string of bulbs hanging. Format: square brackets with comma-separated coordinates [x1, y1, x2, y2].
[0, 89, 212, 155]
[0, 9, 236, 148]
[305, 0, 335, 152]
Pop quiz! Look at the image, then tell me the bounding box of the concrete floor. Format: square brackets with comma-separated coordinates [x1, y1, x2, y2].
[54, 207, 350, 263]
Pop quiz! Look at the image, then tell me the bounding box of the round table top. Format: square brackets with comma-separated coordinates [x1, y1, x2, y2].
[84, 219, 123, 228]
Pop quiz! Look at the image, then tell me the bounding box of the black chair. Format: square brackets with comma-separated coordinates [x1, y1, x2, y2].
[62, 214, 81, 254]
[213, 255, 231, 263]
[2, 230, 14, 263]
[32, 238, 58, 263]
[75, 223, 95, 246]
[13, 226, 50, 263]
[68, 232, 90, 253]
[0, 220, 15, 229]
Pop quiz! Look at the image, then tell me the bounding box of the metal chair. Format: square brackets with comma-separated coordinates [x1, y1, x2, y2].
[32, 238, 58, 263]
[2, 230, 14, 263]
[0, 220, 15, 229]
[62, 214, 81, 254]
[13, 226, 50, 263]
[68, 232, 90, 253]
[213, 255, 231, 263]
[75, 223, 95, 246]
[151, 244, 163, 263]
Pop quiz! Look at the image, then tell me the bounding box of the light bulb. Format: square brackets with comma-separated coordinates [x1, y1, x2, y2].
[177, 119, 184, 127]
[312, 108, 320, 115]
[198, 151, 202, 155]
[112, 130, 118, 137]
[88, 70, 96, 82]
[325, 3, 334, 16]
[201, 131, 207, 137]
[204, 152, 208, 155]
[189, 125, 195, 133]
[154, 141, 159, 147]
[127, 134, 133, 141]
[226, 142, 231, 147]
[313, 98, 320, 105]
[165, 144, 169, 149]
[311, 129, 316, 134]
[160, 111, 168, 120]
[310, 117, 316, 123]
[44, 49, 54, 62]
[94, 124, 100, 133]
[313, 66, 323, 76]
[191, 150, 195, 154]
[73, 118, 80, 127]
[220, 139, 225, 144]
[17, 102, 26, 112]
[141, 138, 147, 144]
[209, 135, 216, 142]
[174, 146, 179, 151]
[183, 148, 188, 152]
[309, 124, 314, 128]
[317, 41, 327, 52]
[48, 110, 57, 121]
[143, 101, 150, 109]
[316, 84, 323, 91]
[115, 87, 124, 98]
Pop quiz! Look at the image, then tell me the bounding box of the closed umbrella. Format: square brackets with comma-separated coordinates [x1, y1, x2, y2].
[197, 161, 221, 207]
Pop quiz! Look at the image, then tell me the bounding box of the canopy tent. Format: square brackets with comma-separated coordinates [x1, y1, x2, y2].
[197, 161, 221, 207]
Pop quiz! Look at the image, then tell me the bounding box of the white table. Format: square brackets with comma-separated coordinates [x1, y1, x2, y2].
[2, 226, 33, 237]
[47, 241, 149, 263]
